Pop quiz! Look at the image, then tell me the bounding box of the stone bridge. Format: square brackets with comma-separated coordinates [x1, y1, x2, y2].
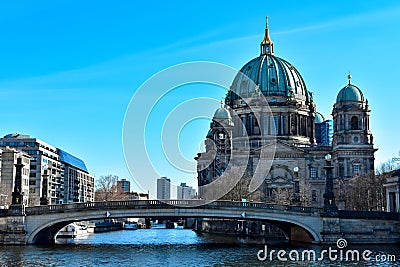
[0, 200, 399, 245]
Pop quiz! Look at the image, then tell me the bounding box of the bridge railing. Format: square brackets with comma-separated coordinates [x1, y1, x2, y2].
[24, 199, 322, 216]
[0, 209, 7, 216]
[205, 201, 322, 214]
[338, 210, 400, 220]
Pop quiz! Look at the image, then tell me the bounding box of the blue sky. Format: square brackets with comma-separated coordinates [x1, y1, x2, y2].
[1, 1, 400, 196]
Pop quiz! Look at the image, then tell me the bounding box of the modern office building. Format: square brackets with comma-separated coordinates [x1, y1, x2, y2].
[58, 149, 94, 203]
[0, 147, 30, 206]
[117, 178, 131, 193]
[177, 183, 196, 200]
[315, 113, 333, 146]
[156, 176, 170, 200]
[0, 133, 94, 205]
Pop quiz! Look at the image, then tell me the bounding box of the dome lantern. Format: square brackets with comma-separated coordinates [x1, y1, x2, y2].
[260, 16, 274, 55]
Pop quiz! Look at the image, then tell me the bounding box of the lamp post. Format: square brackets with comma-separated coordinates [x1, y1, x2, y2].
[293, 167, 300, 204]
[40, 167, 49, 205]
[11, 158, 24, 205]
[9, 157, 25, 215]
[323, 154, 338, 216]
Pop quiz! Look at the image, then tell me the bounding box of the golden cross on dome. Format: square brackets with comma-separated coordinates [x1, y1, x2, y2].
[348, 72, 352, 85]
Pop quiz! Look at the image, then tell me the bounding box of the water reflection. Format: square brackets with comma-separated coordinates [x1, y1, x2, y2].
[0, 229, 398, 266]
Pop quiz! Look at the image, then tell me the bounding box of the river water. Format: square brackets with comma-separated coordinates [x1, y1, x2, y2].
[0, 229, 398, 266]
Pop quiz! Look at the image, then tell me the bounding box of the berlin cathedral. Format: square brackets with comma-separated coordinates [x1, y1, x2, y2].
[196, 17, 377, 208]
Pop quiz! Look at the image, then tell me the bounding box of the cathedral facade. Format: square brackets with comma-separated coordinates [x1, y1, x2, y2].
[196, 18, 377, 208]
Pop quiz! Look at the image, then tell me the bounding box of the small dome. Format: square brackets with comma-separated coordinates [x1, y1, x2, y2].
[206, 129, 212, 138]
[314, 112, 325, 124]
[213, 107, 231, 120]
[336, 84, 364, 102]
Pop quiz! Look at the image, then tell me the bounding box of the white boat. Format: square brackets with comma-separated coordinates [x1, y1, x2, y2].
[151, 221, 166, 229]
[123, 222, 138, 230]
[176, 221, 184, 229]
[57, 223, 89, 239]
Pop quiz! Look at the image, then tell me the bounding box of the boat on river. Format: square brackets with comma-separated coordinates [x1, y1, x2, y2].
[57, 223, 89, 239]
[123, 222, 138, 230]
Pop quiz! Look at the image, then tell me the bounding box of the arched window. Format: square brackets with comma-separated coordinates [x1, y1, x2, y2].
[351, 116, 359, 130]
[353, 164, 361, 176]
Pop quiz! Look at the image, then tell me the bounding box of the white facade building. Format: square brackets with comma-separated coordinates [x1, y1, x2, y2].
[177, 183, 196, 200]
[0, 147, 30, 206]
[0, 133, 94, 205]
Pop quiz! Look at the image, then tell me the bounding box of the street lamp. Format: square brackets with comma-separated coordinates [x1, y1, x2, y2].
[293, 167, 300, 204]
[323, 154, 338, 216]
[40, 165, 49, 205]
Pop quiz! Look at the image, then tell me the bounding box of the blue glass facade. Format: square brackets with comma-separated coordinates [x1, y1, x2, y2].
[57, 148, 88, 172]
[315, 120, 333, 146]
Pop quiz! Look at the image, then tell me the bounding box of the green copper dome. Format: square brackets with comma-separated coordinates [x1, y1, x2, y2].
[226, 17, 310, 104]
[336, 84, 364, 102]
[315, 112, 325, 124]
[206, 129, 212, 138]
[213, 107, 231, 120]
[229, 54, 309, 101]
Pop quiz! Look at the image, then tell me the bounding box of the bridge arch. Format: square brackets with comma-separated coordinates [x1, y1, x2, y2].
[25, 200, 323, 244]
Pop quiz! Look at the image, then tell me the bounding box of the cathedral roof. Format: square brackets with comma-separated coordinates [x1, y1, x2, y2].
[315, 112, 325, 124]
[336, 74, 364, 102]
[213, 107, 231, 120]
[228, 17, 310, 102]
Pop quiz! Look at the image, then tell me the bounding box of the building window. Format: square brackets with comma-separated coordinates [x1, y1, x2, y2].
[351, 116, 359, 130]
[353, 164, 361, 176]
[273, 116, 279, 135]
[4, 141, 20, 147]
[263, 116, 269, 135]
[310, 167, 317, 179]
[23, 142, 36, 147]
[241, 116, 246, 136]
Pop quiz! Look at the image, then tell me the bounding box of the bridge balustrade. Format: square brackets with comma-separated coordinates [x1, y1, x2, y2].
[21, 200, 323, 216]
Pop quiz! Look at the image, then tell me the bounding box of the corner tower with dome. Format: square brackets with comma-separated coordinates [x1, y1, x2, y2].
[196, 17, 377, 208]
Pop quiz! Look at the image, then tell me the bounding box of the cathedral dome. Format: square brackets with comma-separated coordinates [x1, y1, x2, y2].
[315, 112, 325, 123]
[230, 54, 308, 101]
[213, 107, 231, 120]
[336, 84, 364, 103]
[228, 17, 309, 103]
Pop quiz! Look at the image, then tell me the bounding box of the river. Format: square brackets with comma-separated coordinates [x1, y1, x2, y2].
[0, 229, 398, 266]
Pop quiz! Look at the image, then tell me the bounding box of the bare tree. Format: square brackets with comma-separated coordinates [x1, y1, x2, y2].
[218, 167, 251, 201]
[0, 187, 10, 207]
[337, 154, 399, 211]
[299, 182, 311, 207]
[346, 171, 387, 211]
[271, 187, 293, 205]
[95, 174, 128, 201]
